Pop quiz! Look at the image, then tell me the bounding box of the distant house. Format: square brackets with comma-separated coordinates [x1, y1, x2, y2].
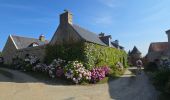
[128, 46, 142, 66]
[147, 30, 170, 62]
[2, 10, 124, 64]
[2, 35, 48, 64]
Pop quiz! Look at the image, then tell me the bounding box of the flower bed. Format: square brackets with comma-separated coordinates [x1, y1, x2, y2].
[11, 56, 124, 84]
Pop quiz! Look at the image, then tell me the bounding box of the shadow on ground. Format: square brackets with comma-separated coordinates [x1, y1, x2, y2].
[108, 67, 159, 100]
[0, 66, 73, 85]
[0, 65, 159, 100]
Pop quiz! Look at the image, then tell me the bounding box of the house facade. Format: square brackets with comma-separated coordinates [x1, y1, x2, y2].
[128, 46, 142, 66]
[2, 10, 125, 64]
[2, 35, 48, 64]
[147, 30, 170, 62]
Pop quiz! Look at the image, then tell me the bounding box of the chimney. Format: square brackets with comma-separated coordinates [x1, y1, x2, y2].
[39, 34, 45, 42]
[99, 32, 112, 47]
[115, 40, 119, 45]
[99, 32, 105, 37]
[166, 29, 170, 43]
[60, 10, 73, 26]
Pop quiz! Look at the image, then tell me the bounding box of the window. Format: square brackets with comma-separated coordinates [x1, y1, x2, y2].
[33, 43, 39, 47]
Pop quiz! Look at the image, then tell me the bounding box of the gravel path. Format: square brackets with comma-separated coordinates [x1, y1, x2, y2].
[0, 67, 158, 100]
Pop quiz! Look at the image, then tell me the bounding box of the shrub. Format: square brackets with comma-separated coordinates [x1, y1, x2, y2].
[145, 62, 158, 72]
[12, 57, 25, 70]
[11, 55, 117, 84]
[63, 61, 111, 84]
[45, 42, 127, 70]
[47, 59, 66, 78]
[165, 78, 170, 94]
[110, 66, 124, 77]
[45, 43, 85, 64]
[153, 69, 170, 92]
[64, 61, 91, 84]
[90, 66, 110, 83]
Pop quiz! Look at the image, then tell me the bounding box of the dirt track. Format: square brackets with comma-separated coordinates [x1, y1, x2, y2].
[0, 67, 158, 100]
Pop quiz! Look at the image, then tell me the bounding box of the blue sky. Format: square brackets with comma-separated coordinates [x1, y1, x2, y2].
[0, 0, 170, 56]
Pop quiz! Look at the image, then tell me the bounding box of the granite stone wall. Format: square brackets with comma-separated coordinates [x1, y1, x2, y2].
[2, 36, 17, 64]
[16, 45, 46, 62]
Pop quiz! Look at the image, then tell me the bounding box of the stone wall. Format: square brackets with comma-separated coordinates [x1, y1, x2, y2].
[147, 50, 170, 62]
[2, 35, 47, 64]
[2, 36, 17, 64]
[50, 24, 82, 45]
[128, 54, 141, 66]
[16, 45, 46, 62]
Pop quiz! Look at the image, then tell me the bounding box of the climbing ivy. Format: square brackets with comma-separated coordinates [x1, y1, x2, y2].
[83, 42, 127, 69]
[45, 42, 127, 69]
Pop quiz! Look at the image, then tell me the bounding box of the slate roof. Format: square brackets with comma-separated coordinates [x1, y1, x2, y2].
[148, 42, 169, 52]
[99, 35, 111, 46]
[131, 46, 141, 54]
[11, 35, 48, 49]
[111, 42, 119, 48]
[72, 24, 106, 46]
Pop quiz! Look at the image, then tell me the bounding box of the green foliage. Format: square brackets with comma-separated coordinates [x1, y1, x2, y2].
[45, 42, 128, 70]
[45, 42, 85, 64]
[83, 42, 127, 69]
[109, 65, 125, 77]
[153, 69, 170, 93]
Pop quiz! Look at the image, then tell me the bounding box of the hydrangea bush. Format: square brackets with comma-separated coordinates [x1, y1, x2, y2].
[12, 56, 124, 84]
[64, 61, 91, 84]
[90, 66, 110, 83]
[47, 59, 66, 78]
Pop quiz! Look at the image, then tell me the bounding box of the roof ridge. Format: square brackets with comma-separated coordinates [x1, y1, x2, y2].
[11, 35, 39, 40]
[11, 34, 48, 49]
[151, 42, 168, 44]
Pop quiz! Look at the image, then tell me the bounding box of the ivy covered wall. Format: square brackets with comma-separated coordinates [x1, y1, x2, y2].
[45, 42, 127, 69]
[83, 42, 127, 69]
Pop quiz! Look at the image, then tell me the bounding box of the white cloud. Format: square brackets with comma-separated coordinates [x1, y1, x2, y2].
[94, 15, 113, 25]
[99, 0, 117, 8]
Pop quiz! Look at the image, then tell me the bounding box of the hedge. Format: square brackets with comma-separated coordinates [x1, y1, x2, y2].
[45, 42, 85, 64]
[45, 42, 127, 69]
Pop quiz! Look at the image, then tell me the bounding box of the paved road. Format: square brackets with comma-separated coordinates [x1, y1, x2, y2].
[0, 67, 158, 100]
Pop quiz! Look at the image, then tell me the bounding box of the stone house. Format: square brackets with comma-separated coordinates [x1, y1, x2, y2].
[2, 10, 124, 64]
[147, 30, 170, 62]
[128, 46, 142, 66]
[2, 35, 48, 64]
[50, 11, 124, 49]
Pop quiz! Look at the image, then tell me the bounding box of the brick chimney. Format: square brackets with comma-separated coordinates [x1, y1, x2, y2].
[60, 10, 73, 26]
